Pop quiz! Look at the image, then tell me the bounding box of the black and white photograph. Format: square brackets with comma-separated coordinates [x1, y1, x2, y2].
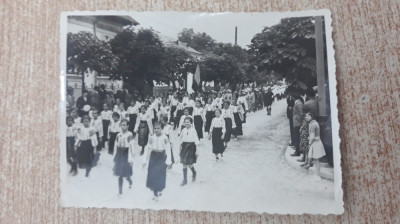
[60, 10, 343, 214]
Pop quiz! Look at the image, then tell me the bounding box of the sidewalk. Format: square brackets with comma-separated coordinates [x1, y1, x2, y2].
[284, 146, 334, 181]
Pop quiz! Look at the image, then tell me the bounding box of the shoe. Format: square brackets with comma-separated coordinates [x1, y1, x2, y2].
[300, 163, 308, 167]
[192, 172, 197, 182]
[297, 158, 305, 162]
[221, 154, 223, 157]
[152, 196, 159, 201]
[216, 156, 219, 161]
[140, 150, 144, 156]
[290, 152, 301, 157]
[304, 164, 313, 169]
[180, 179, 187, 186]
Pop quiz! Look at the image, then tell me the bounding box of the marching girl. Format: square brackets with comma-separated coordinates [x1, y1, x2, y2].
[169, 92, 179, 125]
[71, 108, 82, 128]
[108, 112, 121, 155]
[113, 98, 121, 112]
[192, 101, 205, 139]
[195, 92, 205, 105]
[136, 96, 144, 109]
[178, 108, 194, 132]
[237, 91, 249, 123]
[149, 96, 159, 125]
[183, 92, 189, 105]
[204, 97, 216, 133]
[101, 103, 113, 150]
[186, 94, 196, 115]
[213, 92, 224, 109]
[90, 109, 103, 152]
[160, 115, 175, 167]
[179, 117, 200, 186]
[143, 122, 172, 201]
[209, 109, 226, 161]
[221, 101, 236, 149]
[135, 105, 154, 156]
[232, 100, 244, 141]
[127, 100, 139, 133]
[113, 119, 135, 195]
[304, 112, 326, 177]
[173, 96, 185, 129]
[158, 99, 171, 123]
[75, 115, 98, 177]
[66, 116, 78, 175]
[117, 103, 129, 120]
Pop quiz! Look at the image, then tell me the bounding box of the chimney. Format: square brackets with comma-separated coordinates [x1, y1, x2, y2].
[235, 26, 237, 45]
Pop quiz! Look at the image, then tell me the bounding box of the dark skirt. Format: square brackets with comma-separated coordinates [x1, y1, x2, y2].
[66, 136, 76, 159]
[194, 115, 203, 139]
[175, 109, 184, 128]
[241, 103, 247, 123]
[233, 113, 243, 136]
[188, 107, 193, 115]
[299, 123, 310, 153]
[95, 132, 101, 151]
[146, 151, 167, 192]
[205, 111, 215, 132]
[76, 140, 93, 167]
[102, 120, 110, 141]
[113, 147, 133, 177]
[180, 142, 197, 165]
[212, 127, 225, 154]
[224, 118, 233, 142]
[152, 109, 158, 125]
[170, 105, 177, 123]
[128, 114, 137, 133]
[108, 132, 118, 154]
[138, 121, 149, 147]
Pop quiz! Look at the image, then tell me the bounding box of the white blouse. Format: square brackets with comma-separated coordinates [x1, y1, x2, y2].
[75, 126, 98, 147]
[205, 104, 216, 112]
[193, 107, 205, 121]
[66, 126, 77, 138]
[136, 101, 144, 109]
[134, 112, 153, 135]
[145, 134, 172, 165]
[237, 96, 249, 110]
[179, 127, 200, 145]
[210, 116, 226, 133]
[186, 99, 195, 108]
[221, 107, 236, 128]
[113, 131, 136, 163]
[90, 117, 103, 137]
[101, 110, 113, 121]
[108, 120, 121, 133]
[174, 102, 185, 116]
[170, 98, 178, 106]
[127, 105, 139, 115]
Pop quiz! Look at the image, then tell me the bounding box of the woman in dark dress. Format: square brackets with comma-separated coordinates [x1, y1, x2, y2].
[204, 98, 215, 133]
[179, 117, 200, 186]
[209, 109, 226, 161]
[134, 105, 153, 156]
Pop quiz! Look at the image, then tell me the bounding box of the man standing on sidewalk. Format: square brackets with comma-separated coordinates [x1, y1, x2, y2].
[291, 94, 304, 157]
[286, 95, 295, 146]
[263, 88, 274, 116]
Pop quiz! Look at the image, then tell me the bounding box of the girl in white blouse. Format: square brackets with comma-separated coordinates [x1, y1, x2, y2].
[101, 103, 113, 149]
[186, 94, 195, 115]
[178, 108, 194, 132]
[179, 117, 200, 186]
[174, 97, 185, 129]
[193, 100, 205, 139]
[158, 99, 171, 123]
[204, 97, 216, 133]
[232, 100, 245, 140]
[237, 91, 249, 123]
[75, 115, 98, 177]
[160, 116, 175, 167]
[127, 100, 139, 133]
[221, 101, 236, 149]
[143, 122, 172, 201]
[108, 112, 121, 155]
[209, 109, 226, 161]
[113, 119, 135, 195]
[90, 109, 103, 152]
[135, 105, 154, 156]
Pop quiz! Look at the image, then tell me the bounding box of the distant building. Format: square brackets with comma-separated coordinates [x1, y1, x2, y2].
[66, 16, 139, 98]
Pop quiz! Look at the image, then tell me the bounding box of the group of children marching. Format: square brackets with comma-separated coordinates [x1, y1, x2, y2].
[66, 90, 252, 201]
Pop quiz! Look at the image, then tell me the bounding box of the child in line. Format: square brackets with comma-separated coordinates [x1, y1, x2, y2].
[71, 108, 81, 128]
[160, 116, 175, 167]
[179, 117, 200, 186]
[204, 98, 215, 133]
[90, 109, 103, 152]
[232, 100, 244, 141]
[209, 109, 226, 161]
[113, 119, 135, 196]
[101, 103, 113, 150]
[192, 101, 205, 139]
[66, 116, 78, 175]
[178, 108, 193, 132]
[143, 122, 172, 201]
[174, 96, 185, 129]
[75, 115, 97, 177]
[221, 101, 236, 149]
[304, 112, 326, 177]
[127, 100, 139, 133]
[135, 105, 153, 156]
[108, 112, 121, 155]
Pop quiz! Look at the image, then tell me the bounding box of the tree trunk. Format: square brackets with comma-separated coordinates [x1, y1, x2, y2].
[81, 71, 85, 95]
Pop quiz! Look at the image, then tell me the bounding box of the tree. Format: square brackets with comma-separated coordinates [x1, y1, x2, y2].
[249, 17, 318, 89]
[109, 28, 166, 96]
[177, 28, 216, 53]
[67, 32, 117, 94]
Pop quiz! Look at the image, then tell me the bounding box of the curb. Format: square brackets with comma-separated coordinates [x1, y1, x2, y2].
[283, 146, 334, 181]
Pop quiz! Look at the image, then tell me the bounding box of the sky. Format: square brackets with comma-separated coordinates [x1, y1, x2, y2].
[129, 12, 286, 48]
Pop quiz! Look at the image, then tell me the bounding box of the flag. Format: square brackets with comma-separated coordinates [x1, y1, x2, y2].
[192, 64, 201, 92]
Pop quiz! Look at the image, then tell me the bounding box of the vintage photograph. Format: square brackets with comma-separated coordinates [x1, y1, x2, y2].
[60, 10, 343, 214]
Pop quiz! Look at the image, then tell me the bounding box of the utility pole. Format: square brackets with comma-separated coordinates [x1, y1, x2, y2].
[234, 26, 238, 45]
